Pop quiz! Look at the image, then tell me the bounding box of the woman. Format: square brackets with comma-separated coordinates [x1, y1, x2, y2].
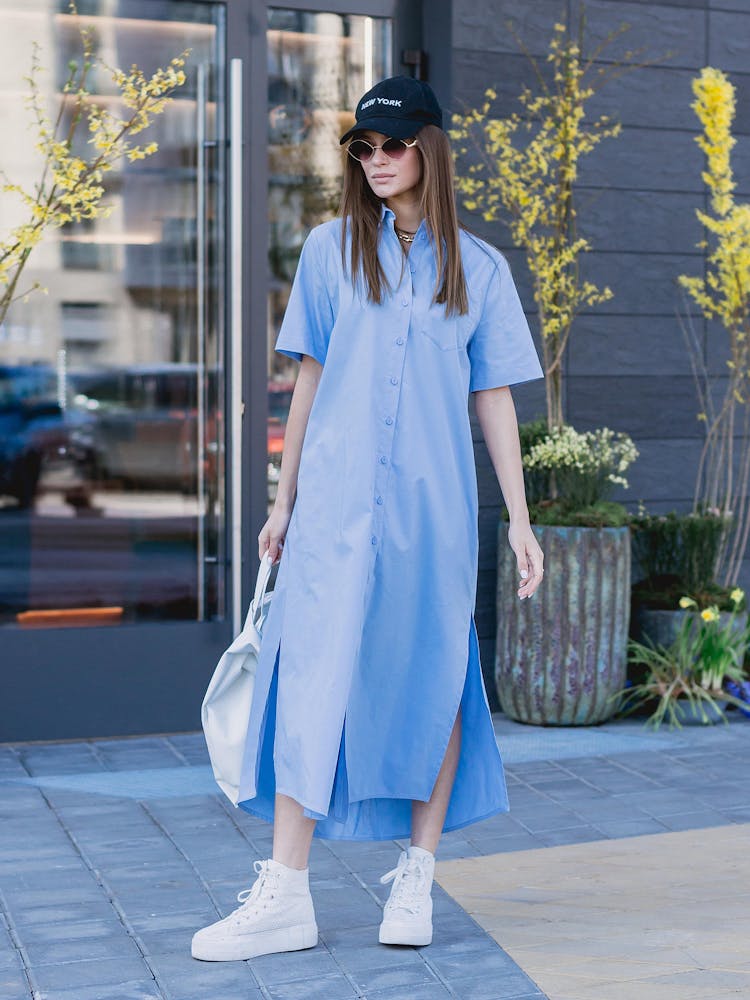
[192, 75, 544, 963]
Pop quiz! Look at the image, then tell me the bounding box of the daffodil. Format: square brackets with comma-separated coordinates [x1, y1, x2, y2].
[679, 596, 697, 609]
[700, 608, 719, 622]
[730, 587, 744, 605]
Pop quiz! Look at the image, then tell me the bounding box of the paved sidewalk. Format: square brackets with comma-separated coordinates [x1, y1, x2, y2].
[438, 824, 750, 1000]
[0, 710, 747, 1000]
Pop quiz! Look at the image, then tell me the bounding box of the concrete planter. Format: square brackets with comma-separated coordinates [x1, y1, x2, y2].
[670, 698, 726, 725]
[495, 524, 631, 726]
[632, 607, 748, 649]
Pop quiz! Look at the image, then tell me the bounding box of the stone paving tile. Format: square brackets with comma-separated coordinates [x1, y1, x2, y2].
[350, 961, 441, 994]
[265, 973, 360, 999]
[588, 817, 669, 838]
[24, 932, 144, 968]
[148, 950, 261, 991]
[2, 714, 749, 999]
[436, 822, 750, 1000]
[658, 809, 733, 831]
[241, 945, 343, 985]
[36, 982, 163, 1000]
[28, 955, 154, 993]
[365, 984, 452, 999]
[444, 974, 546, 999]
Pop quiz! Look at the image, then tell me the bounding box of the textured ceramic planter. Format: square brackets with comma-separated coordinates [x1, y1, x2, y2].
[495, 524, 631, 726]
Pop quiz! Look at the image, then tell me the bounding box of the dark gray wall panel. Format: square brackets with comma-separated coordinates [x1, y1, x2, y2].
[587, 66, 702, 130]
[611, 437, 701, 504]
[570, 0, 706, 67]
[709, 0, 749, 11]
[451, 0, 745, 663]
[565, 374, 707, 437]
[451, 49, 553, 120]
[578, 126, 704, 192]
[709, 11, 750, 72]
[568, 316, 697, 376]
[453, 0, 566, 55]
[577, 188, 703, 252]
[578, 251, 701, 314]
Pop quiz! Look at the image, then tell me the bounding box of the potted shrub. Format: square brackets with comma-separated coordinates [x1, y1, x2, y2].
[629, 509, 742, 649]
[677, 68, 750, 590]
[452, 22, 641, 725]
[612, 589, 750, 729]
[495, 424, 638, 725]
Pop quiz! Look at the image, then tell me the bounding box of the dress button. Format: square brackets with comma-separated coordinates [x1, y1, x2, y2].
[376, 495, 383, 505]
[385, 416, 394, 425]
[380, 455, 387, 465]
[390, 376, 398, 385]
[401, 299, 408, 307]
[371, 535, 377, 545]
[396, 336, 404, 345]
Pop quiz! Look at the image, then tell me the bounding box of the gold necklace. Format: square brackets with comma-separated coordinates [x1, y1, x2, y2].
[396, 227, 417, 243]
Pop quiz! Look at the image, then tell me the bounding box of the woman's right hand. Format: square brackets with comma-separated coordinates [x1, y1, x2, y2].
[258, 502, 293, 564]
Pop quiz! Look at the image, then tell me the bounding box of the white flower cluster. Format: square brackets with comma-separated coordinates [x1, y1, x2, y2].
[524, 425, 639, 490]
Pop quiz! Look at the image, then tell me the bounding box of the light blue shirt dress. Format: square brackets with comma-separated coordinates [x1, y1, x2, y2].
[237, 203, 543, 840]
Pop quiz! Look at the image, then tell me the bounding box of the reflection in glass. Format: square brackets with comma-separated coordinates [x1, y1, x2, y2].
[0, 2, 225, 628]
[266, 11, 391, 509]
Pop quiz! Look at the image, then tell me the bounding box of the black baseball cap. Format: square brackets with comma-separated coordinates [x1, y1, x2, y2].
[339, 75, 444, 144]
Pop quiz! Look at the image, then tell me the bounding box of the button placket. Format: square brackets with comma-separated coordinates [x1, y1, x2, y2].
[372, 273, 412, 552]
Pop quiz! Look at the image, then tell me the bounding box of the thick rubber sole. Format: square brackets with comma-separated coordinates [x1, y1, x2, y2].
[379, 919, 433, 947]
[191, 921, 318, 961]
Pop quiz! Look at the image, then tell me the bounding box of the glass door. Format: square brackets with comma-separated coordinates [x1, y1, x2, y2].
[0, 0, 231, 740]
[265, 9, 392, 506]
[0, 1, 225, 630]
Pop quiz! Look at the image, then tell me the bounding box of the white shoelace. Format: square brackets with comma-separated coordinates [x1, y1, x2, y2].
[232, 860, 279, 921]
[380, 852, 432, 915]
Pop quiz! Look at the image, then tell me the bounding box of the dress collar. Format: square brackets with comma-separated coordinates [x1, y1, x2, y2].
[380, 202, 395, 224]
[379, 201, 426, 243]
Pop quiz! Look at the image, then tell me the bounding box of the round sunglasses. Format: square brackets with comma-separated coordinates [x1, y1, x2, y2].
[346, 137, 418, 163]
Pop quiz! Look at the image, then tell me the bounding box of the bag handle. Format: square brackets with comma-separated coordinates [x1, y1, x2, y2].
[249, 551, 275, 632]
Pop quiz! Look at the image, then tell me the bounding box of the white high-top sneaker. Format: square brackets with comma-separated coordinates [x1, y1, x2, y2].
[378, 845, 435, 946]
[191, 858, 318, 961]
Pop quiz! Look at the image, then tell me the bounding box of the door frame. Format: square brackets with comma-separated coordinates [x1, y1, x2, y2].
[2, 0, 421, 743]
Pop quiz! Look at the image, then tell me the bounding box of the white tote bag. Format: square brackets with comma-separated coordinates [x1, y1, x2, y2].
[201, 552, 275, 805]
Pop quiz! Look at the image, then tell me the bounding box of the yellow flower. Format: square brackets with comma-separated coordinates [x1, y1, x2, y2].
[730, 587, 744, 604]
[700, 608, 718, 622]
[678, 596, 696, 609]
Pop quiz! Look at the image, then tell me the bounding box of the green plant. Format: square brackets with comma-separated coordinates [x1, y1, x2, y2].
[516, 424, 638, 526]
[677, 68, 750, 586]
[612, 589, 750, 729]
[450, 20, 635, 429]
[0, 3, 188, 325]
[630, 509, 735, 610]
[518, 417, 550, 506]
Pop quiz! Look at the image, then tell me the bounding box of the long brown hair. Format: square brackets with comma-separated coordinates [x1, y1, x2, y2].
[338, 124, 469, 316]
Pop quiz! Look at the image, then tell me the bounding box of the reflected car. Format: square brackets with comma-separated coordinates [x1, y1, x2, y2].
[0, 365, 83, 508]
[66, 367, 295, 493]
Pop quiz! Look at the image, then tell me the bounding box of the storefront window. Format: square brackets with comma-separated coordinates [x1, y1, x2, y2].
[266, 9, 391, 508]
[0, 1, 226, 628]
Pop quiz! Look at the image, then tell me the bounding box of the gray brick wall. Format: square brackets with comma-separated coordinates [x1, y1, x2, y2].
[448, 0, 750, 706]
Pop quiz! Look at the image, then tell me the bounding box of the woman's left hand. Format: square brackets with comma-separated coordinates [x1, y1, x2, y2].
[507, 521, 544, 600]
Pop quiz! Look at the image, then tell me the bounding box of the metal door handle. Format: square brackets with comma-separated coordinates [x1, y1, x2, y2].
[230, 57, 243, 635]
[196, 62, 207, 621]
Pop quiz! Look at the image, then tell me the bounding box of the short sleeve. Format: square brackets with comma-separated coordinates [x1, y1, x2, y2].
[274, 230, 334, 366]
[467, 255, 544, 392]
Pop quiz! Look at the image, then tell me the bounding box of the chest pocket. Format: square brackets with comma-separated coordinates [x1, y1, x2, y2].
[420, 308, 476, 352]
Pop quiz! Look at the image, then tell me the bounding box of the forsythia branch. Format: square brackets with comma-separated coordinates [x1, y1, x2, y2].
[0, 1, 189, 327]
